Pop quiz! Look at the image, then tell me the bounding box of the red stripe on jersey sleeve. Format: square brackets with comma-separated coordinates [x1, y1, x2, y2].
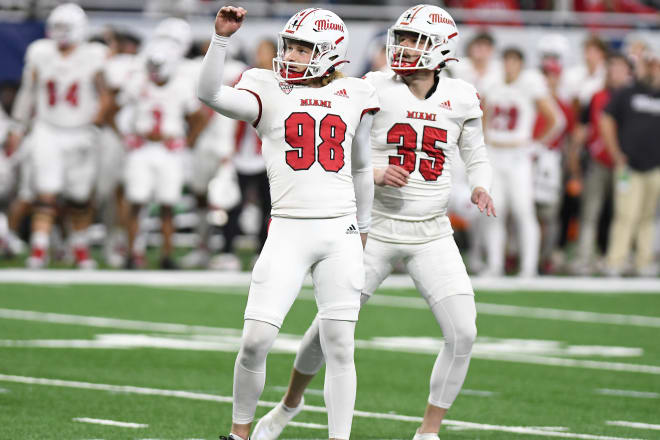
[237, 88, 263, 128]
[361, 107, 380, 120]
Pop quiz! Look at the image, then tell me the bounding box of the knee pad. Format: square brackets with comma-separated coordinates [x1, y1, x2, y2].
[319, 320, 355, 368]
[447, 323, 477, 357]
[238, 320, 278, 371]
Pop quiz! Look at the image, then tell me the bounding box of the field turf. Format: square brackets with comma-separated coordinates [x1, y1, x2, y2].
[0, 278, 659, 439]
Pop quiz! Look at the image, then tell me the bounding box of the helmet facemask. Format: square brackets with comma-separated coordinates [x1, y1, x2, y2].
[273, 36, 338, 84]
[387, 28, 457, 76]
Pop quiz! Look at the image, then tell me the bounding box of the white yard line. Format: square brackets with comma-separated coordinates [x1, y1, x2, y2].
[72, 417, 148, 428]
[5, 277, 660, 329]
[2, 269, 660, 293]
[2, 308, 659, 375]
[287, 421, 327, 430]
[597, 389, 660, 399]
[460, 389, 496, 397]
[0, 374, 644, 440]
[606, 421, 660, 430]
[272, 385, 325, 396]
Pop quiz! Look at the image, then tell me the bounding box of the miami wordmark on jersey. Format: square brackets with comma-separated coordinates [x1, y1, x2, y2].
[235, 68, 379, 219]
[28, 39, 108, 128]
[364, 71, 482, 223]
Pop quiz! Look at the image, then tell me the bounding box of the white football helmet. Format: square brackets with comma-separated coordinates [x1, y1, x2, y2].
[153, 17, 192, 59]
[144, 39, 181, 83]
[273, 8, 349, 83]
[46, 3, 88, 47]
[537, 34, 570, 65]
[386, 4, 459, 75]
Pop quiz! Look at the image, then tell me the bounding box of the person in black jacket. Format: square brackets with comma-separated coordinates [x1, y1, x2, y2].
[600, 50, 660, 276]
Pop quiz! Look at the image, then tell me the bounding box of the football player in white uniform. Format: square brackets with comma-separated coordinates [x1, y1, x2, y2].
[117, 35, 207, 269]
[479, 47, 559, 277]
[252, 6, 494, 440]
[97, 31, 142, 268]
[8, 3, 108, 269]
[198, 6, 378, 440]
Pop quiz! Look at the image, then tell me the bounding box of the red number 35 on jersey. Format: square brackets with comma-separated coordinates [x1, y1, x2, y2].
[387, 123, 447, 181]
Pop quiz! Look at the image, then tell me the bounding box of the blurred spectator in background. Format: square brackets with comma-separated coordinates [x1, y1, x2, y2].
[601, 50, 660, 276]
[480, 47, 559, 277]
[96, 29, 142, 268]
[533, 46, 577, 274]
[563, 36, 608, 117]
[451, 31, 502, 273]
[8, 4, 108, 269]
[182, 39, 245, 270]
[569, 53, 633, 275]
[451, 31, 502, 93]
[574, 0, 658, 13]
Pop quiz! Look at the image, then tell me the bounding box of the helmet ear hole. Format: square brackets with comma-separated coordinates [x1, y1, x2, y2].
[441, 50, 450, 55]
[329, 55, 338, 61]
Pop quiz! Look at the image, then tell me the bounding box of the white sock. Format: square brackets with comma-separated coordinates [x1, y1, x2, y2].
[70, 230, 88, 249]
[31, 230, 49, 251]
[319, 319, 356, 440]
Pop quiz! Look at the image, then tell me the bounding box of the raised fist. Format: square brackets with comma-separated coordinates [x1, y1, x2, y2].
[215, 6, 247, 37]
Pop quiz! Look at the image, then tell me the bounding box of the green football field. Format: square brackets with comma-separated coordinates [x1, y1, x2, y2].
[1, 276, 659, 440]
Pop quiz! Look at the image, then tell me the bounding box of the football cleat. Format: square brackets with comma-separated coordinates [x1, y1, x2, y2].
[180, 248, 210, 269]
[252, 397, 304, 440]
[208, 253, 241, 271]
[219, 434, 248, 440]
[159, 256, 179, 270]
[26, 248, 48, 269]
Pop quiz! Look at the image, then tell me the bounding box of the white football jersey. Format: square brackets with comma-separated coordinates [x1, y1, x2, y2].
[482, 69, 549, 146]
[234, 68, 379, 219]
[365, 71, 482, 224]
[27, 39, 108, 128]
[120, 67, 200, 142]
[103, 53, 142, 135]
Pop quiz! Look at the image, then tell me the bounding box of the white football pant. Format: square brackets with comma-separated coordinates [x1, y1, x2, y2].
[233, 215, 363, 439]
[294, 233, 477, 409]
[29, 122, 98, 202]
[482, 146, 540, 276]
[124, 142, 184, 206]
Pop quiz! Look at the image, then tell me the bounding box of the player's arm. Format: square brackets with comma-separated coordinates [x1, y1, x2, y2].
[600, 89, 627, 168]
[93, 71, 110, 127]
[6, 64, 37, 156]
[459, 117, 496, 217]
[185, 108, 212, 147]
[600, 112, 626, 167]
[197, 6, 259, 124]
[535, 96, 561, 145]
[352, 113, 375, 248]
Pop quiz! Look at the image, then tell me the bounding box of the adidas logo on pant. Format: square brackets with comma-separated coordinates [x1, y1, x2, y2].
[345, 224, 359, 234]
